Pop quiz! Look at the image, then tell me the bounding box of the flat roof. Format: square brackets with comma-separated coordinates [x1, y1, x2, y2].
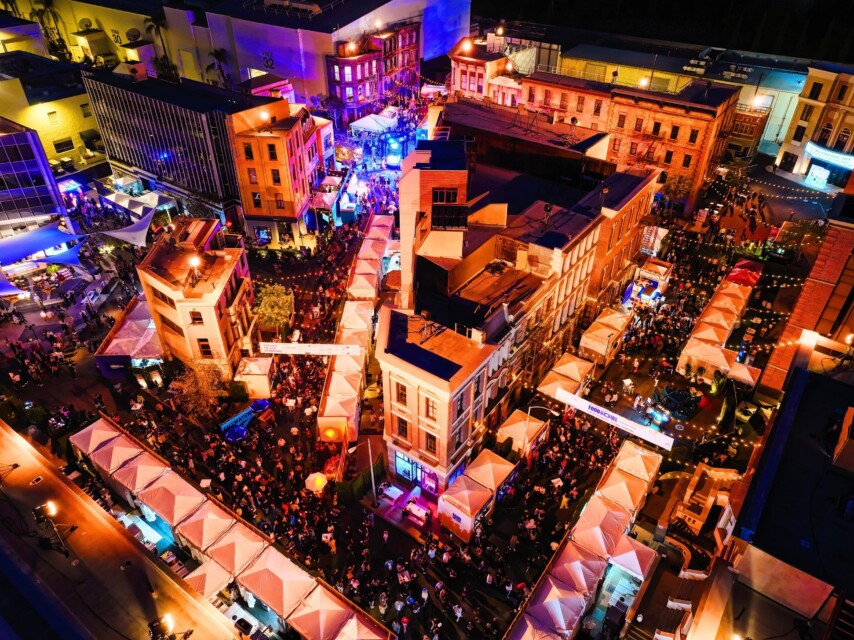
[212, 0, 390, 33]
[736, 369, 854, 592]
[570, 171, 650, 217]
[0, 51, 85, 104]
[449, 39, 504, 63]
[501, 199, 595, 249]
[566, 43, 690, 76]
[526, 70, 612, 94]
[413, 139, 468, 170]
[84, 67, 277, 114]
[0, 116, 27, 135]
[455, 261, 544, 308]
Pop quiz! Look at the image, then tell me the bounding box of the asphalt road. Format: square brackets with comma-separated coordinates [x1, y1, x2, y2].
[0, 422, 237, 640]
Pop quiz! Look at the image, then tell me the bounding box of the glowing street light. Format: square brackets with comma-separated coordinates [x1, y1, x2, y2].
[461, 38, 473, 54]
[347, 42, 357, 53]
[45, 500, 57, 517]
[639, 76, 650, 88]
[188, 256, 201, 269]
[505, 61, 513, 72]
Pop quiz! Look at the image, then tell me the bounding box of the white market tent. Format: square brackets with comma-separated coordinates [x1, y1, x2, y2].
[437, 475, 493, 543]
[330, 352, 366, 373]
[637, 257, 673, 283]
[109, 453, 170, 507]
[551, 352, 595, 385]
[347, 272, 379, 300]
[99, 296, 163, 359]
[570, 495, 632, 559]
[698, 306, 738, 330]
[596, 308, 633, 333]
[332, 614, 388, 640]
[609, 535, 657, 581]
[496, 409, 547, 457]
[184, 560, 233, 598]
[707, 293, 745, 317]
[206, 522, 268, 576]
[527, 575, 587, 635]
[234, 357, 274, 400]
[357, 240, 387, 261]
[596, 466, 650, 514]
[612, 441, 662, 486]
[89, 435, 143, 477]
[366, 222, 392, 242]
[537, 370, 581, 400]
[68, 418, 121, 458]
[237, 547, 315, 618]
[717, 279, 753, 301]
[691, 321, 728, 347]
[174, 501, 236, 563]
[353, 258, 381, 276]
[325, 371, 362, 397]
[349, 113, 395, 134]
[579, 309, 631, 362]
[506, 614, 563, 640]
[464, 449, 516, 495]
[340, 301, 374, 331]
[723, 350, 762, 387]
[286, 584, 354, 640]
[677, 337, 731, 379]
[317, 394, 360, 442]
[549, 539, 608, 598]
[137, 473, 207, 527]
[336, 328, 370, 348]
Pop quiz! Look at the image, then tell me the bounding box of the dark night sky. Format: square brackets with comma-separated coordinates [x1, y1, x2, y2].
[471, 0, 854, 63]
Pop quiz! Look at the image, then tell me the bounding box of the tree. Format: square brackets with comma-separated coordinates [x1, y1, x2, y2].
[144, 14, 170, 63]
[1, 0, 22, 18]
[182, 195, 212, 218]
[660, 174, 693, 215]
[152, 55, 180, 82]
[253, 284, 295, 337]
[309, 93, 346, 126]
[29, 0, 68, 59]
[206, 48, 231, 88]
[171, 361, 225, 418]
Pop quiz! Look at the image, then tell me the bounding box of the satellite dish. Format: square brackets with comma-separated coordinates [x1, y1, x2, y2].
[78, 17, 93, 30]
[126, 28, 141, 42]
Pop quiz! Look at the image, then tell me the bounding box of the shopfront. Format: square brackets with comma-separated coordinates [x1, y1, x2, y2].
[393, 450, 439, 495]
[803, 142, 854, 189]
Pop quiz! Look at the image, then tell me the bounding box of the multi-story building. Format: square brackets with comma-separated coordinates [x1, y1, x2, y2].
[520, 72, 739, 210]
[326, 21, 420, 121]
[776, 63, 854, 190]
[449, 38, 520, 105]
[82, 64, 278, 226]
[0, 51, 105, 167]
[0, 116, 70, 238]
[136, 217, 258, 381]
[0, 11, 48, 56]
[232, 99, 334, 247]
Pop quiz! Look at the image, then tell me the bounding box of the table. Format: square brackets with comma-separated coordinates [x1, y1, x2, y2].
[381, 485, 403, 503]
[407, 503, 428, 526]
[397, 570, 412, 584]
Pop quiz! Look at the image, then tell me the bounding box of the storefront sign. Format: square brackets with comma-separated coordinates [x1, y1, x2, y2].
[220, 407, 255, 433]
[555, 388, 674, 451]
[259, 342, 362, 356]
[805, 142, 854, 170]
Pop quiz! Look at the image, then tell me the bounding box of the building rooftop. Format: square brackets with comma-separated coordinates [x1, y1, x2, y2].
[736, 369, 854, 592]
[449, 38, 505, 63]
[0, 116, 27, 135]
[379, 308, 495, 389]
[211, 0, 391, 34]
[412, 139, 468, 171]
[566, 43, 690, 76]
[68, 0, 167, 14]
[810, 61, 854, 76]
[570, 171, 653, 218]
[526, 70, 612, 94]
[501, 199, 595, 250]
[0, 51, 85, 104]
[83, 67, 277, 114]
[0, 10, 36, 28]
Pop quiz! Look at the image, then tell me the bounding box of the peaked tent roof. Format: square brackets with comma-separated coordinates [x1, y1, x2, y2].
[184, 560, 232, 598]
[206, 522, 268, 575]
[691, 321, 728, 346]
[537, 370, 580, 400]
[353, 258, 381, 275]
[41, 242, 84, 266]
[528, 575, 587, 635]
[111, 452, 170, 493]
[549, 539, 608, 596]
[609, 534, 657, 580]
[325, 371, 362, 397]
[440, 475, 493, 517]
[506, 615, 563, 640]
[137, 473, 207, 526]
[464, 449, 516, 492]
[726, 258, 763, 287]
[0, 221, 86, 266]
[551, 352, 595, 382]
[571, 495, 632, 559]
[0, 270, 26, 297]
[340, 301, 374, 330]
[332, 614, 388, 640]
[497, 409, 546, 453]
[100, 207, 156, 247]
[237, 547, 315, 618]
[613, 441, 662, 484]
[357, 240, 386, 261]
[88, 434, 143, 475]
[174, 501, 236, 552]
[286, 584, 354, 640]
[717, 280, 752, 301]
[68, 418, 121, 456]
[596, 466, 650, 513]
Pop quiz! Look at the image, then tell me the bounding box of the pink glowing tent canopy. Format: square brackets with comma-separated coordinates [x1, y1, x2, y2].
[205, 522, 268, 575]
[609, 534, 657, 580]
[537, 370, 580, 400]
[332, 614, 388, 640]
[286, 585, 355, 640]
[549, 539, 608, 597]
[174, 501, 236, 553]
[184, 560, 232, 598]
[464, 449, 516, 493]
[88, 434, 143, 475]
[551, 352, 595, 383]
[137, 473, 207, 527]
[570, 495, 632, 558]
[496, 410, 547, 456]
[68, 418, 121, 456]
[506, 615, 563, 640]
[596, 466, 650, 513]
[110, 452, 169, 495]
[613, 441, 662, 485]
[527, 575, 587, 635]
[237, 547, 315, 617]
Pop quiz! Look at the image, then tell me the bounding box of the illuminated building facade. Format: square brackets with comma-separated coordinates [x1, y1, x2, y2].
[136, 217, 258, 381]
[449, 38, 522, 106]
[776, 63, 854, 191]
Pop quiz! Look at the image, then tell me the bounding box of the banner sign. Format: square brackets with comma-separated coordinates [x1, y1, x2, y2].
[260, 342, 362, 356]
[555, 388, 674, 451]
[220, 407, 255, 433]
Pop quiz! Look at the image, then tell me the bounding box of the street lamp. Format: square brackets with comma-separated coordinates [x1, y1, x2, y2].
[461, 39, 473, 54]
[525, 405, 560, 455]
[188, 255, 201, 287]
[348, 440, 378, 507]
[32, 501, 77, 558]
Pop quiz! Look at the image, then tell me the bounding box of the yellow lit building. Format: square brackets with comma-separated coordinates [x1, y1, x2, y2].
[0, 12, 47, 55]
[136, 217, 259, 381]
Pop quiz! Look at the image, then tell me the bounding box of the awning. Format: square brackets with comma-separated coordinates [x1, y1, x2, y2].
[136, 473, 207, 527]
[0, 271, 26, 297]
[609, 534, 657, 580]
[237, 546, 315, 618]
[286, 584, 354, 640]
[40, 242, 84, 267]
[0, 222, 86, 266]
[101, 207, 156, 247]
[727, 258, 763, 287]
[205, 523, 268, 575]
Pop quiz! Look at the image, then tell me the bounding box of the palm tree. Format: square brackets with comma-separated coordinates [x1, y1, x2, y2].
[29, 0, 67, 58]
[206, 48, 230, 88]
[144, 14, 170, 62]
[1, 0, 22, 18]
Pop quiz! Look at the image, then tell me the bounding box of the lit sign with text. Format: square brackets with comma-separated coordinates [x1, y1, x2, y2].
[805, 142, 854, 170]
[260, 342, 362, 356]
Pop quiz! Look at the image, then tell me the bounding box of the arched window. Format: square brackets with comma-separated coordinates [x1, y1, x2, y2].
[834, 127, 851, 151]
[817, 123, 833, 145]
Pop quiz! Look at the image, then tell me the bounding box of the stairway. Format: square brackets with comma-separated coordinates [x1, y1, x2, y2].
[623, 623, 655, 640]
[828, 599, 854, 640]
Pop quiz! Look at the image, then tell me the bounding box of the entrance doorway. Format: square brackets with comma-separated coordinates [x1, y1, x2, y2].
[779, 151, 798, 172]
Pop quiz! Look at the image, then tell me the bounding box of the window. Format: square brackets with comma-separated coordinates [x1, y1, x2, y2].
[635, 117, 643, 132]
[432, 188, 458, 203]
[364, 82, 370, 97]
[357, 84, 363, 100]
[617, 113, 626, 129]
[197, 338, 213, 358]
[461, 70, 467, 90]
[527, 86, 535, 102]
[396, 383, 407, 404]
[344, 66, 352, 82]
[629, 141, 638, 155]
[818, 123, 833, 145]
[158, 313, 184, 336]
[559, 92, 568, 109]
[576, 95, 585, 111]
[271, 169, 281, 184]
[474, 376, 482, 398]
[469, 73, 477, 92]
[593, 99, 602, 116]
[356, 64, 361, 80]
[834, 128, 851, 151]
[689, 128, 699, 144]
[251, 192, 262, 208]
[792, 125, 806, 143]
[267, 143, 277, 160]
[543, 89, 552, 105]
[333, 65, 339, 81]
[645, 147, 654, 160]
[652, 121, 661, 136]
[53, 138, 74, 154]
[80, 103, 92, 118]
[397, 416, 409, 438]
[47, 111, 59, 127]
[670, 125, 680, 140]
[372, 60, 377, 75]
[664, 150, 673, 164]
[612, 138, 621, 153]
[425, 397, 437, 420]
[243, 143, 253, 160]
[808, 81, 823, 100]
[682, 154, 692, 168]
[837, 85, 848, 102]
[152, 288, 176, 309]
[190, 311, 203, 325]
[345, 86, 353, 102]
[275, 194, 285, 209]
[800, 104, 814, 122]
[456, 395, 464, 417]
[425, 433, 437, 454]
[247, 168, 257, 184]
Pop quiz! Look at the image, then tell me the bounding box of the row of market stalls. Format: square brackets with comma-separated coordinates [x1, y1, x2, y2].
[579, 308, 633, 366]
[508, 440, 663, 640]
[676, 259, 763, 387]
[537, 352, 596, 405]
[347, 215, 395, 301]
[68, 418, 388, 640]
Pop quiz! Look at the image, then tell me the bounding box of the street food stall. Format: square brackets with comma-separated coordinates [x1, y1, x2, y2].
[548, 539, 608, 599]
[579, 308, 632, 366]
[205, 522, 268, 577]
[570, 494, 632, 559]
[596, 466, 650, 514]
[438, 475, 493, 543]
[237, 546, 315, 618]
[496, 410, 548, 461]
[317, 394, 360, 442]
[184, 560, 233, 599]
[68, 418, 121, 461]
[464, 450, 517, 503]
[109, 452, 170, 508]
[612, 441, 662, 488]
[286, 584, 355, 640]
[233, 357, 274, 400]
[527, 576, 587, 636]
[88, 434, 143, 481]
[628, 257, 674, 305]
[136, 472, 207, 532]
[174, 501, 236, 564]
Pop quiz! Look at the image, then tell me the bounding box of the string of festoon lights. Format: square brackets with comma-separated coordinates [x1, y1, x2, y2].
[705, 180, 835, 202]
